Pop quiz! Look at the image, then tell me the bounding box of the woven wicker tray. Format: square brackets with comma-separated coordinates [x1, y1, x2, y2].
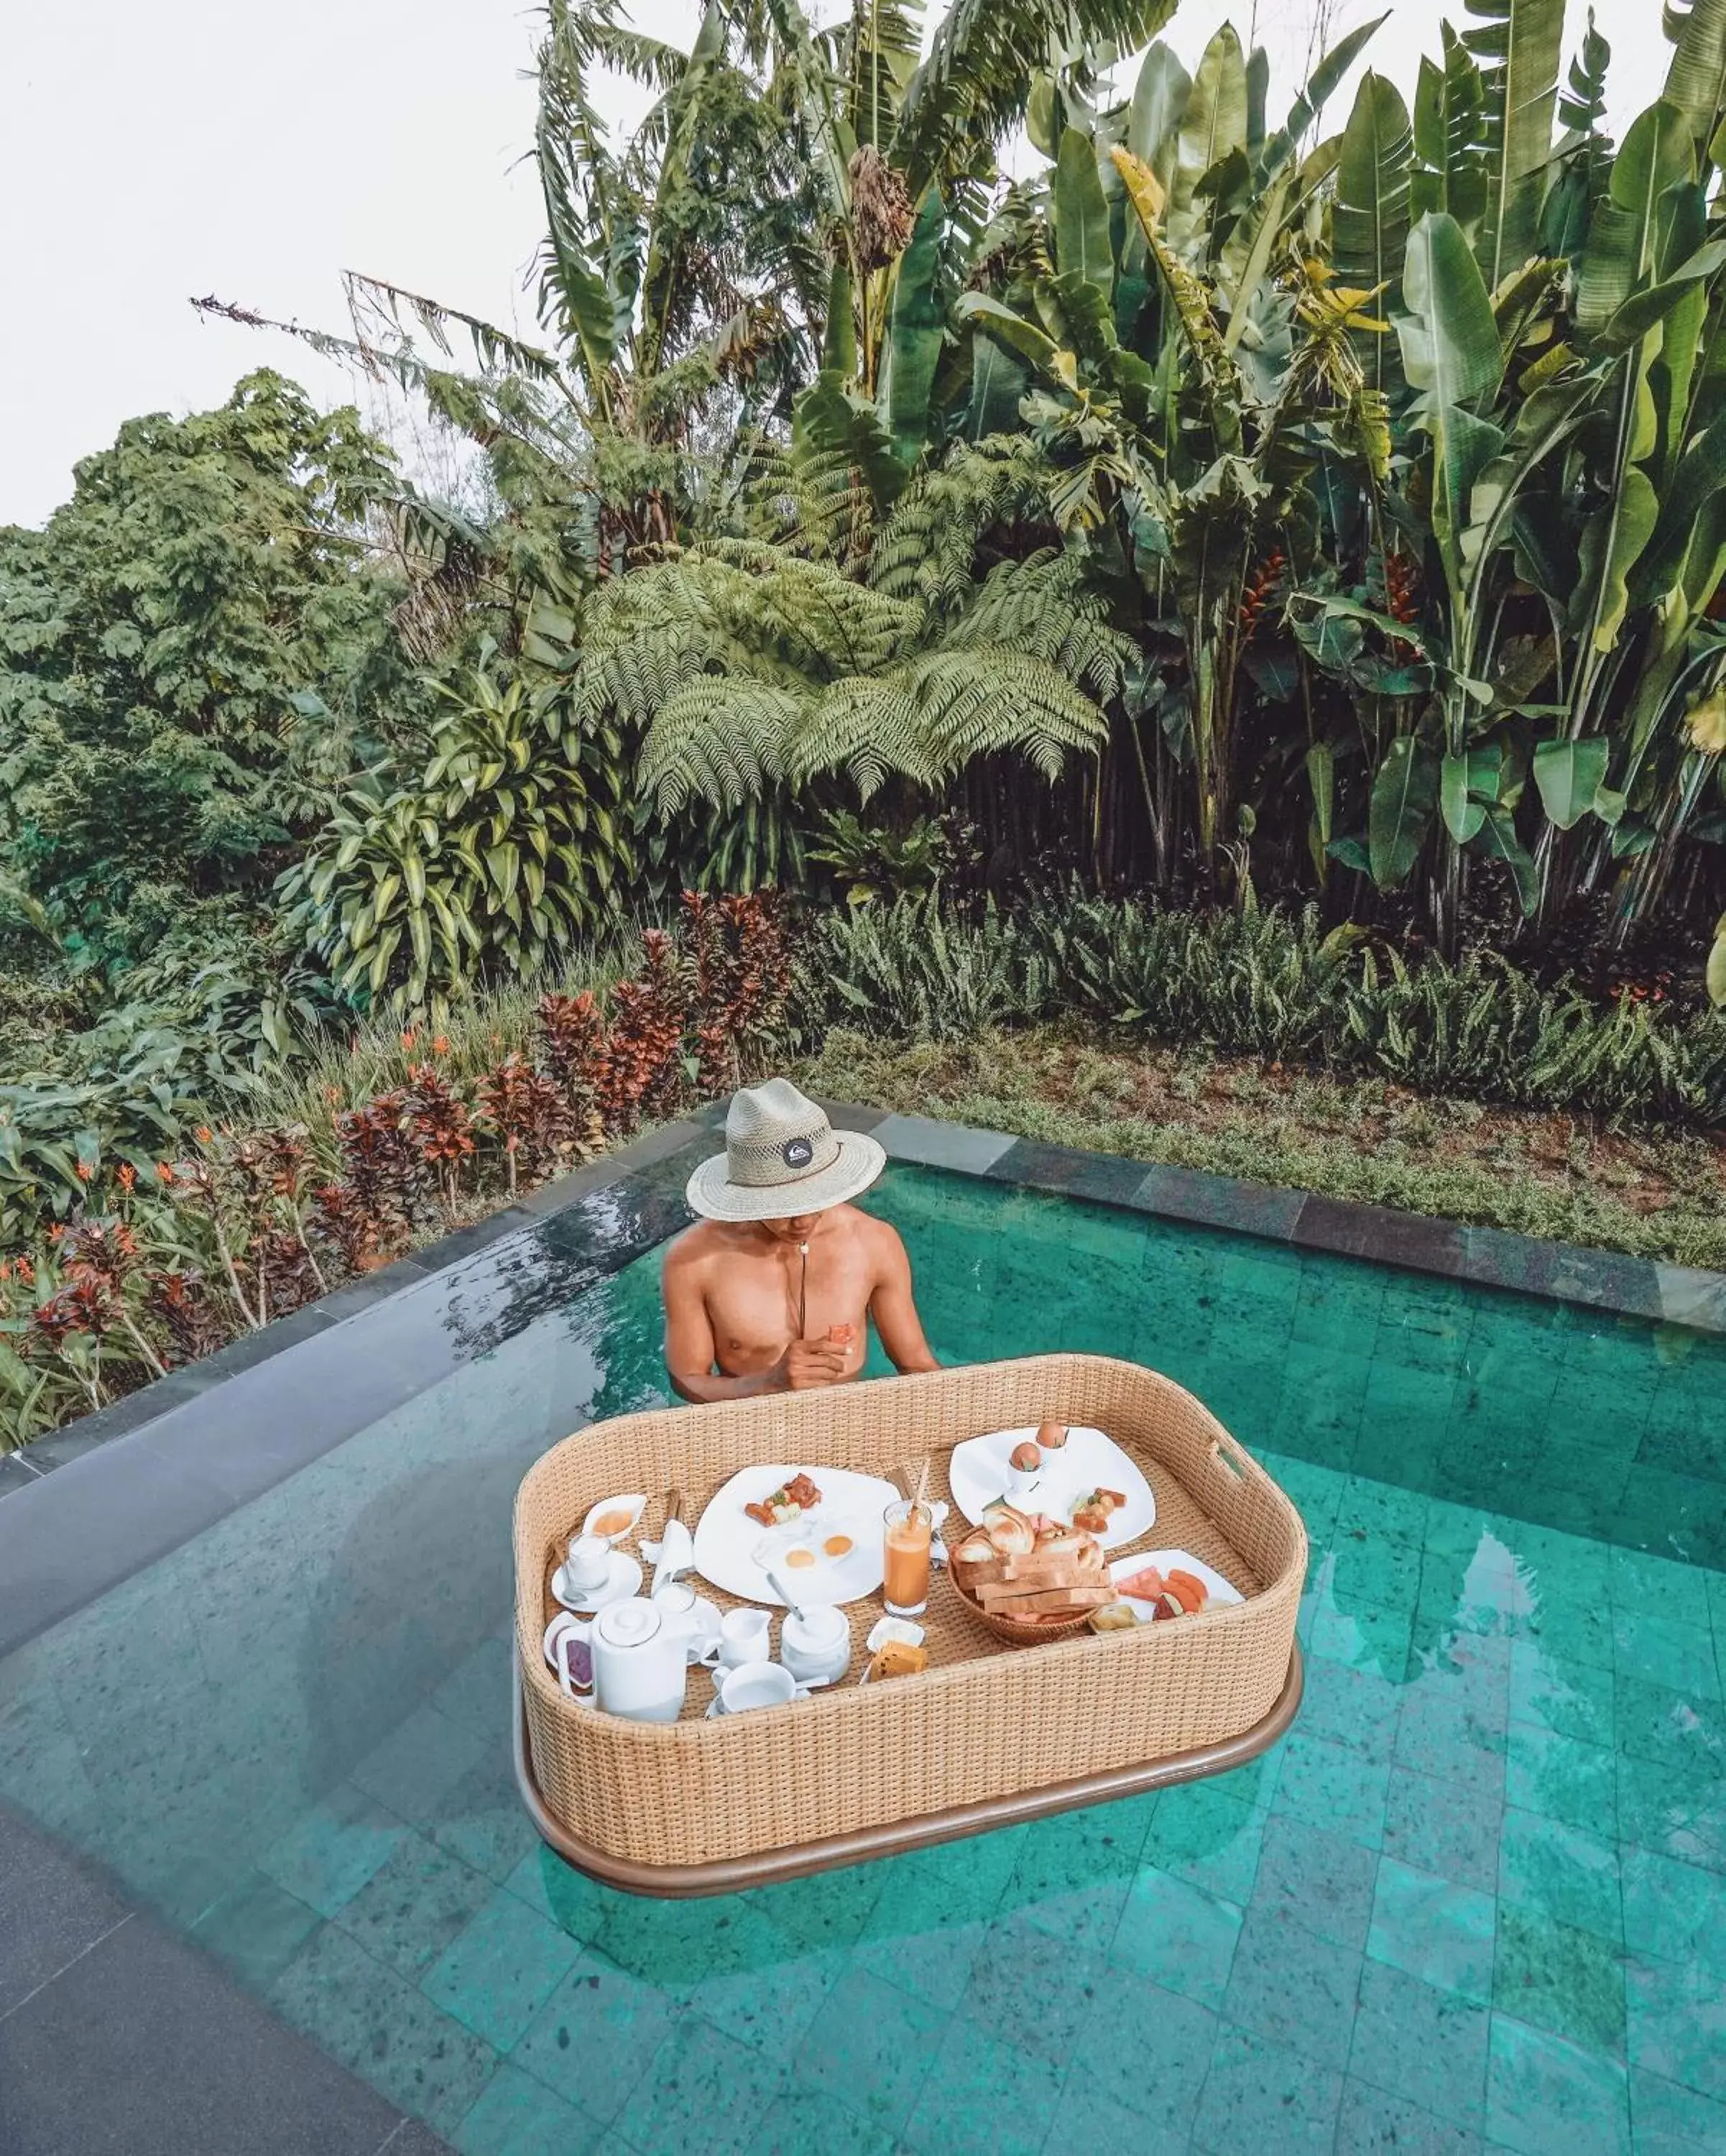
[513, 1355, 1306, 1892]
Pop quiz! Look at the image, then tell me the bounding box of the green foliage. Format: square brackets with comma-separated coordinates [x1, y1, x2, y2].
[290, 662, 633, 1015]
[0, 372, 417, 967]
[799, 895, 1726, 1122]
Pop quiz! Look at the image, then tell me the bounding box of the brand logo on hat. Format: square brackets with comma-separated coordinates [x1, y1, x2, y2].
[781, 1136, 814, 1169]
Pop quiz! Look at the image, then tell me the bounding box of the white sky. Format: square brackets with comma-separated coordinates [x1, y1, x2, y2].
[0, 0, 1673, 528]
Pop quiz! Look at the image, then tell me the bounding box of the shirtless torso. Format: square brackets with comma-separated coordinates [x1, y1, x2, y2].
[662, 1202, 938, 1402]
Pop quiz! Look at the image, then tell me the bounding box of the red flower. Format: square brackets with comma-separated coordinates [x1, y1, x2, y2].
[156, 1163, 175, 1186]
[75, 1161, 94, 1183]
[195, 1125, 213, 1144]
[116, 1164, 137, 1192]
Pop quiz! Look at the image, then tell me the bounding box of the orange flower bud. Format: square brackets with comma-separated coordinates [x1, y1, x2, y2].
[156, 1163, 175, 1185]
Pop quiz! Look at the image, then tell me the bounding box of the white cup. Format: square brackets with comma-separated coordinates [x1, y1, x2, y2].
[717, 1607, 772, 1669]
[718, 1660, 798, 1715]
[564, 1534, 612, 1595]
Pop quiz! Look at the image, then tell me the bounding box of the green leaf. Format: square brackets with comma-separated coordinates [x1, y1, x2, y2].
[1600, 239, 1726, 349]
[1441, 751, 1488, 841]
[1590, 464, 1661, 651]
[966, 331, 1028, 438]
[1171, 24, 1249, 233]
[1707, 909, 1726, 1006]
[1368, 735, 1440, 886]
[1054, 129, 1113, 296]
[1532, 736, 1610, 826]
[1464, 0, 1564, 288]
[1398, 211, 1505, 411]
[1663, 0, 1726, 152]
[883, 185, 946, 466]
[1127, 42, 1191, 177]
[954, 293, 1063, 378]
[1334, 73, 1414, 395]
[1411, 24, 1488, 226]
[1477, 803, 1539, 913]
[822, 258, 856, 377]
[1576, 101, 1695, 341]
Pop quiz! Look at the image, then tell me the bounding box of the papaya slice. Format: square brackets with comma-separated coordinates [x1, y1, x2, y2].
[1166, 1569, 1208, 1613]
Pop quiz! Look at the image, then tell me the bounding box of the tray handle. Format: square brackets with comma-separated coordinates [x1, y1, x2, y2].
[1206, 1428, 1260, 1484]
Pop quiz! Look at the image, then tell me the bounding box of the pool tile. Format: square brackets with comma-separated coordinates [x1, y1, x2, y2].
[423, 1885, 583, 2051]
[792, 1963, 946, 2137]
[1611, 1611, 1722, 1700]
[622, 2010, 788, 2156]
[452, 2060, 602, 2156]
[1270, 1732, 1390, 1849]
[1625, 1953, 1726, 2102]
[1348, 1960, 1490, 2130]
[1107, 1864, 1242, 2009]
[1066, 1962, 1217, 2129]
[1509, 1645, 1616, 1748]
[747, 1858, 885, 1956]
[900, 2009, 1063, 2156]
[1298, 1657, 1402, 1762]
[959, 1905, 1103, 2065]
[1612, 1672, 1726, 1777]
[1607, 1548, 1714, 1630]
[1505, 1724, 1617, 1835]
[1496, 1810, 1622, 1946]
[1493, 1905, 1625, 2058]
[502, 1847, 614, 1947]
[1367, 1856, 1495, 2004]
[1140, 1782, 1265, 1904]
[430, 1753, 543, 1885]
[1393, 1700, 1507, 1799]
[744, 2083, 897, 2156]
[1222, 1902, 1361, 2072]
[258, 1781, 407, 1917]
[351, 1703, 490, 1828]
[1250, 1812, 1377, 1950]
[1192, 2024, 1343, 2153]
[1334, 2076, 1484, 2153]
[1312, 1598, 1416, 1680]
[1619, 1845, 1726, 1978]
[269, 1920, 499, 2135]
[335, 1831, 496, 1981]
[1628, 2065, 1726, 2152]
[190, 1869, 321, 1992]
[1615, 1753, 1726, 1873]
[1485, 2013, 1630, 2154]
[1007, 1800, 1148, 1953]
[512, 1950, 678, 2126]
[1383, 1767, 1503, 1896]
[1043, 2071, 1186, 2156]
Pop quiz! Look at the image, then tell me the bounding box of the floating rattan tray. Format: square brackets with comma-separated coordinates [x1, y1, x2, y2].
[513, 1354, 1306, 1894]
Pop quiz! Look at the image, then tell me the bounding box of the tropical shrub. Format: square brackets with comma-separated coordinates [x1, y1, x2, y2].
[799, 895, 1726, 1123]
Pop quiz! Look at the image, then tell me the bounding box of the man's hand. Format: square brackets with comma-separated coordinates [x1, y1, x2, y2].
[775, 1337, 849, 1391]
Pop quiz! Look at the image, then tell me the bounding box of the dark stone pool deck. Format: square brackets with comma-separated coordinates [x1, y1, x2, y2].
[1, 1103, 1722, 2152]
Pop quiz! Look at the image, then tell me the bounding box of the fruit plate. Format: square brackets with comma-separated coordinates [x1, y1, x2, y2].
[947, 1425, 1155, 1550]
[1107, 1547, 1242, 1622]
[692, 1464, 900, 1606]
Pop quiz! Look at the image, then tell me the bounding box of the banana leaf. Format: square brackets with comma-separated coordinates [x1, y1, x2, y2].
[884, 185, 946, 466]
[1334, 73, 1413, 396]
[1532, 735, 1610, 826]
[1663, 0, 1726, 152]
[1127, 42, 1191, 183]
[1368, 734, 1440, 885]
[1259, 12, 1388, 184]
[1170, 24, 1249, 235]
[1411, 24, 1488, 227]
[1576, 101, 1694, 341]
[1464, 0, 1564, 289]
[823, 259, 857, 377]
[1055, 129, 1114, 296]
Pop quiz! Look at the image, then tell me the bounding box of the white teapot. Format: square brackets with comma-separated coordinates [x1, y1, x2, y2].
[780, 1603, 851, 1687]
[591, 1597, 686, 1723]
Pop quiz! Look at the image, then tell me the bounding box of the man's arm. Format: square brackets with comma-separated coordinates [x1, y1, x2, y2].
[663, 1243, 846, 1401]
[867, 1220, 940, 1374]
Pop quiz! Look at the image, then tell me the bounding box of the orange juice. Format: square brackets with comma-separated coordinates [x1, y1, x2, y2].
[882, 1501, 932, 1616]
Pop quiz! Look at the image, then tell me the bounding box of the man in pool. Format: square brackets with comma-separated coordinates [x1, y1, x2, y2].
[663, 1078, 939, 1402]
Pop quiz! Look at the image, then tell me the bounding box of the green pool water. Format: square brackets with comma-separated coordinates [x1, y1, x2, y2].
[1, 1163, 1723, 2153]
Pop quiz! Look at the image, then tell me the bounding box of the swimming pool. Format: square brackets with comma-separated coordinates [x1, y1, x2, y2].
[1, 1154, 1722, 2152]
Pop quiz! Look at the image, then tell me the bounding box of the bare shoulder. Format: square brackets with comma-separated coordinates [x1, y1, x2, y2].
[663, 1220, 726, 1278]
[852, 1207, 910, 1271]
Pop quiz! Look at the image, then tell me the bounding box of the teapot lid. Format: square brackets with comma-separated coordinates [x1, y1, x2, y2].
[595, 1598, 662, 1648]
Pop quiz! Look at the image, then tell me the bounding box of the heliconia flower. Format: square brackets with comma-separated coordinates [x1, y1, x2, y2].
[401, 1027, 419, 1049]
[432, 1036, 450, 1056]
[16, 1257, 34, 1283]
[116, 1164, 137, 1190]
[195, 1125, 213, 1144]
[156, 1163, 175, 1185]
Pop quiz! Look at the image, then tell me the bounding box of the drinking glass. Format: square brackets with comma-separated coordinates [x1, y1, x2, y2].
[882, 1500, 933, 1618]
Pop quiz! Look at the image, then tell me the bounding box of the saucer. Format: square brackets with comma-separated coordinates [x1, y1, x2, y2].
[552, 1551, 642, 1614]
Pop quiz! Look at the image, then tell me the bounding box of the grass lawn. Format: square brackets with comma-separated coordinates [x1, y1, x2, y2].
[798, 1023, 1726, 1271]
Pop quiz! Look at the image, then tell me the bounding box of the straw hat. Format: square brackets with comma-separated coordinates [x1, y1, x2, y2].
[686, 1079, 885, 1223]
